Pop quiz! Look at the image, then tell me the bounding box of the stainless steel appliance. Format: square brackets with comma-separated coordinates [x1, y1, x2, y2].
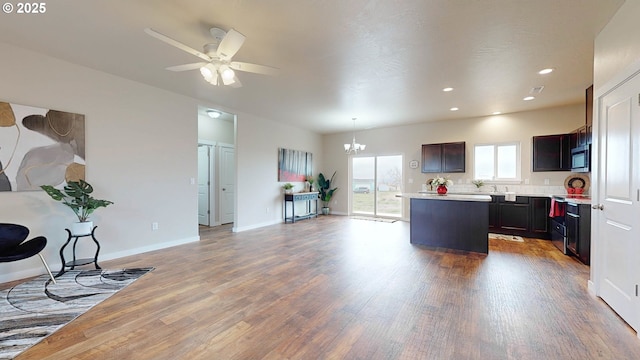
[571, 144, 590, 173]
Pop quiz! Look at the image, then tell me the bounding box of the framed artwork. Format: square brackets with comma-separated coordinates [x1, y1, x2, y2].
[0, 101, 85, 192]
[278, 148, 312, 182]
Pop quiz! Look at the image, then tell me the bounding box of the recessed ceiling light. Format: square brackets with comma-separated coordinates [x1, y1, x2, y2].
[207, 109, 222, 118]
[538, 68, 554, 75]
[450, 107, 459, 111]
[443, 87, 454, 92]
[523, 96, 535, 101]
[492, 111, 502, 115]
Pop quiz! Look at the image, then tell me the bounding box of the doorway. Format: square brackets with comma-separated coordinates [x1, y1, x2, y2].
[595, 70, 640, 333]
[197, 106, 236, 227]
[350, 155, 403, 218]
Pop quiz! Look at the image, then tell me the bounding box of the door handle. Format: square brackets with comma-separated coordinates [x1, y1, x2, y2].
[591, 204, 604, 210]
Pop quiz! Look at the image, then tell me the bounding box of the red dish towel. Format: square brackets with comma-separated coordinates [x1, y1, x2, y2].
[549, 198, 565, 217]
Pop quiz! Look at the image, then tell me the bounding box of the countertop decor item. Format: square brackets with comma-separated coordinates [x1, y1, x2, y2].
[564, 174, 590, 193]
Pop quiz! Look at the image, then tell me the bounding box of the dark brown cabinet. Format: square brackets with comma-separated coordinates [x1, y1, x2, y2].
[532, 134, 571, 171]
[490, 195, 551, 239]
[530, 197, 551, 234]
[566, 202, 591, 265]
[421, 142, 465, 173]
[498, 196, 530, 232]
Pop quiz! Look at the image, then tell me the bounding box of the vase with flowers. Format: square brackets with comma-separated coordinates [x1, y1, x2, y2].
[429, 176, 453, 195]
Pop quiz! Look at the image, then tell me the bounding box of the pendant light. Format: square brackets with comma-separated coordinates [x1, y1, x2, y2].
[344, 118, 366, 154]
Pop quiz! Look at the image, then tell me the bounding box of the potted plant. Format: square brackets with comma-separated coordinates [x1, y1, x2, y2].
[472, 179, 484, 191]
[317, 171, 337, 215]
[41, 180, 114, 235]
[306, 176, 314, 192]
[282, 183, 294, 194]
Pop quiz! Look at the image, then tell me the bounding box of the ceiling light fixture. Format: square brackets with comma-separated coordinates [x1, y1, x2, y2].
[492, 111, 502, 115]
[538, 68, 554, 75]
[450, 107, 459, 111]
[443, 87, 454, 92]
[523, 96, 535, 101]
[200, 64, 219, 85]
[207, 109, 221, 118]
[344, 118, 366, 154]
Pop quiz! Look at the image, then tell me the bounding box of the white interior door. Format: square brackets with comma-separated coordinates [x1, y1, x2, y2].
[197, 145, 210, 226]
[219, 145, 235, 224]
[596, 71, 640, 332]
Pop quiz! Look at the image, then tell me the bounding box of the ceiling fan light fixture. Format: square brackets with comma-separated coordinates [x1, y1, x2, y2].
[220, 65, 235, 80]
[200, 63, 217, 81]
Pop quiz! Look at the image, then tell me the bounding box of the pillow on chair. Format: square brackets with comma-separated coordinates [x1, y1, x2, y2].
[0, 223, 30, 251]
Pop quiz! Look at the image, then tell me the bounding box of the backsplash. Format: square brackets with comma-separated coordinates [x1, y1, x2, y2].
[421, 183, 575, 196]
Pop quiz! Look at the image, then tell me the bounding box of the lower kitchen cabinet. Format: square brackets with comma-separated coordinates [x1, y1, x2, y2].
[566, 202, 591, 265]
[489, 195, 551, 239]
[499, 197, 530, 232]
[530, 197, 551, 234]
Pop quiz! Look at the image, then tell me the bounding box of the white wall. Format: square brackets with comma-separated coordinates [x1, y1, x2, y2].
[322, 104, 585, 217]
[0, 42, 200, 282]
[235, 111, 323, 231]
[0, 41, 325, 282]
[198, 111, 235, 145]
[594, 0, 640, 91]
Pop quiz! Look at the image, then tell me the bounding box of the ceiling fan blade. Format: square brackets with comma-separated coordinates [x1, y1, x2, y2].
[230, 61, 279, 76]
[217, 28, 246, 61]
[144, 28, 211, 62]
[166, 62, 207, 72]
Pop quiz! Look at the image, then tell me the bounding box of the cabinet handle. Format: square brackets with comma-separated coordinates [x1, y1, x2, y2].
[591, 204, 604, 210]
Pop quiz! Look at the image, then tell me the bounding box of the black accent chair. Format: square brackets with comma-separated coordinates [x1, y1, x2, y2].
[0, 223, 56, 283]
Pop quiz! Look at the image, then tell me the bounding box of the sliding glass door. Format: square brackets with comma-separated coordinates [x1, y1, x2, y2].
[351, 155, 403, 218]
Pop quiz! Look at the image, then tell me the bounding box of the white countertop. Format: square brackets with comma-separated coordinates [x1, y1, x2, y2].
[410, 191, 593, 205]
[397, 193, 492, 202]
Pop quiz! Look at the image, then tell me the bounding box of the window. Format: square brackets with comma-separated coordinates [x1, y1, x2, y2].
[474, 142, 520, 181]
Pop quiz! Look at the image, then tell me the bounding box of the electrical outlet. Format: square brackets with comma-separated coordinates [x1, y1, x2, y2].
[190, 177, 195, 185]
[524, 178, 530, 185]
[152, 222, 159, 231]
[544, 178, 550, 185]
[266, 207, 269, 213]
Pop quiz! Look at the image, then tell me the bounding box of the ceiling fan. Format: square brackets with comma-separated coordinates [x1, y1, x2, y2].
[144, 27, 278, 87]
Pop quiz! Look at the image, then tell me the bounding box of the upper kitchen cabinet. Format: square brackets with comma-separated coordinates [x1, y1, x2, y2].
[532, 134, 571, 171]
[421, 142, 465, 173]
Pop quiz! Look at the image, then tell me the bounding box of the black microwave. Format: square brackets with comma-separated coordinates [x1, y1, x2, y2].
[571, 145, 590, 172]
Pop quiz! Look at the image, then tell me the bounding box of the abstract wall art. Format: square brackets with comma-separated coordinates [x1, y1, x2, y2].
[278, 148, 312, 182]
[0, 101, 85, 192]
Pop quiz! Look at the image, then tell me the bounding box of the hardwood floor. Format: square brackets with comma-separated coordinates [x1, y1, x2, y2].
[9, 216, 640, 359]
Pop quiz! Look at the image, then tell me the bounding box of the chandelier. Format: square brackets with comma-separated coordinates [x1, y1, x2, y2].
[344, 118, 366, 154]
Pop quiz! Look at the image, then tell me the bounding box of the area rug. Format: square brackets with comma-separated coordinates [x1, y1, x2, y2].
[0, 267, 153, 359]
[489, 233, 525, 242]
[351, 216, 397, 223]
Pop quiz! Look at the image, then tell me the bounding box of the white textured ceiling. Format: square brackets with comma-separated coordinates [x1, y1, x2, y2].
[0, 0, 624, 134]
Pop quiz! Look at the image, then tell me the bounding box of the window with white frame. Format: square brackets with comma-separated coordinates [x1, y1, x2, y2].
[474, 142, 520, 181]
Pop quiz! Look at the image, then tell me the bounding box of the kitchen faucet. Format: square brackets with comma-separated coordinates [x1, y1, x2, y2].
[505, 186, 509, 192]
[492, 184, 497, 192]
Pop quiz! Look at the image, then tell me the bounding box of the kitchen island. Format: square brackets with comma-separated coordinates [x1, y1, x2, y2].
[398, 193, 492, 253]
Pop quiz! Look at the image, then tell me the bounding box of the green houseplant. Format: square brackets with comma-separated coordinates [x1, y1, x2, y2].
[317, 171, 337, 215]
[41, 180, 114, 235]
[282, 182, 294, 194]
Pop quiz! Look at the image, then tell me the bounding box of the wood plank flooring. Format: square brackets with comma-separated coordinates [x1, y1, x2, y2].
[7, 216, 640, 359]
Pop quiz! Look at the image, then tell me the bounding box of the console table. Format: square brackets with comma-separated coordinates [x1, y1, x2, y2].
[55, 226, 101, 277]
[284, 192, 319, 223]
